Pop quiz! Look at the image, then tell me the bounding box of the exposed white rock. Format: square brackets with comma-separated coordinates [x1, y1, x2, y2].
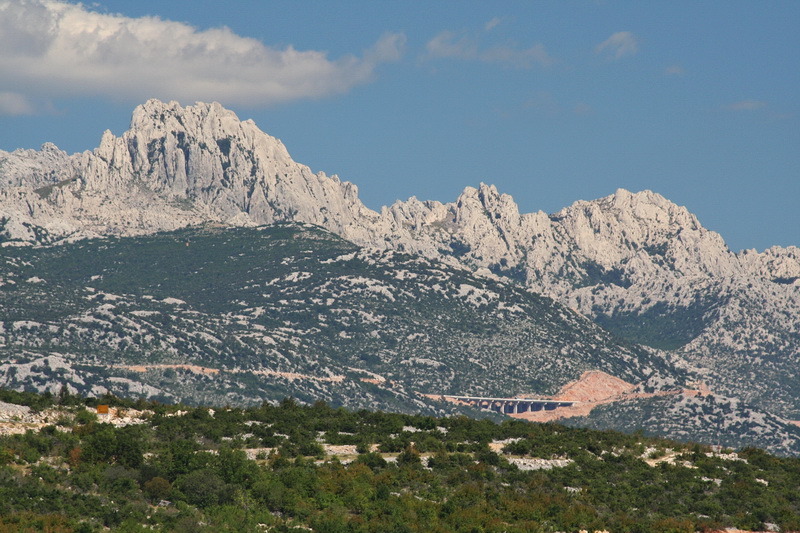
[0, 99, 381, 244]
[507, 457, 573, 471]
[0, 142, 73, 189]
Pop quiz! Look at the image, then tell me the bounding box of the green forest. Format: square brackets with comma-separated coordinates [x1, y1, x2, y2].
[0, 388, 798, 533]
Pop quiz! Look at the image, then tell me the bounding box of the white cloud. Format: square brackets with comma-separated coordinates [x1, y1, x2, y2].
[425, 31, 479, 61]
[425, 30, 553, 68]
[727, 100, 767, 111]
[0, 0, 405, 110]
[595, 31, 638, 60]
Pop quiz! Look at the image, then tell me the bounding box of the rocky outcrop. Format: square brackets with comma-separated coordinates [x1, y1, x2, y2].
[739, 245, 800, 284]
[0, 142, 73, 190]
[1, 99, 381, 244]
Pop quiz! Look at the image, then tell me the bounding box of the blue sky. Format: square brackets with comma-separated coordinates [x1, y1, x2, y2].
[1, 1, 798, 252]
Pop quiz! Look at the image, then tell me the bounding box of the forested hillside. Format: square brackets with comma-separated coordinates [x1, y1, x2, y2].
[1, 389, 799, 532]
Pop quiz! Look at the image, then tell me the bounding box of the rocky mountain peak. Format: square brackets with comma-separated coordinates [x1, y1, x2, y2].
[130, 99, 236, 133]
[0, 142, 72, 190]
[453, 183, 521, 225]
[123, 99, 293, 166]
[134, 99, 244, 131]
[558, 188, 701, 236]
[550, 188, 736, 278]
[739, 245, 800, 283]
[0, 99, 383, 244]
[0, 99, 783, 293]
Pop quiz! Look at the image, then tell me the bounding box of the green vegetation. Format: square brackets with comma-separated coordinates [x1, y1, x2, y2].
[0, 222, 675, 409]
[593, 299, 715, 351]
[0, 390, 799, 532]
[3, 222, 800, 457]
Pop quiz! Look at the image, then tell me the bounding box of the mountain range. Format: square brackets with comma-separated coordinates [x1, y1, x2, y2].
[2, 99, 799, 454]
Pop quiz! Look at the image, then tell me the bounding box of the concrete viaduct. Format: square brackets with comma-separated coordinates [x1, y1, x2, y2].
[442, 395, 576, 415]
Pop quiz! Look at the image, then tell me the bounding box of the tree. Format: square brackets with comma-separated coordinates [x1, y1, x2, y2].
[397, 445, 421, 467]
[143, 476, 171, 502]
[177, 469, 232, 508]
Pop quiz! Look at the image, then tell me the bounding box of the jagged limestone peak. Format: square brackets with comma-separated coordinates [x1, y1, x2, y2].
[126, 99, 293, 165]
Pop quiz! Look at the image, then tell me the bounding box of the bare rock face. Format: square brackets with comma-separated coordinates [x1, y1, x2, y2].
[1, 99, 799, 417]
[377, 184, 750, 303]
[553, 371, 636, 403]
[739, 245, 800, 284]
[0, 142, 73, 190]
[0, 99, 787, 292]
[0, 99, 381, 244]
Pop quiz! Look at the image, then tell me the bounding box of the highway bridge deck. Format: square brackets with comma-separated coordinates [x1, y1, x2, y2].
[440, 395, 576, 414]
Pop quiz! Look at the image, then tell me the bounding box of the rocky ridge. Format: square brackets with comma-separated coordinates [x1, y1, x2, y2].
[0, 99, 380, 244]
[1, 99, 799, 419]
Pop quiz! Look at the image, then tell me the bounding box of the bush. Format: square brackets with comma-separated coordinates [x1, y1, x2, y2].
[143, 476, 171, 502]
[355, 452, 387, 470]
[176, 469, 233, 508]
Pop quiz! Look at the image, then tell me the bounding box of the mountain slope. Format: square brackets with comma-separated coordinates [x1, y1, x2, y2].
[6, 222, 800, 455]
[564, 391, 800, 457]
[383, 185, 800, 418]
[0, 222, 676, 407]
[1, 98, 798, 421]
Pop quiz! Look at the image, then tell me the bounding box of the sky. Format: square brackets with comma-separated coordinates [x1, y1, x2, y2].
[1, 1, 798, 252]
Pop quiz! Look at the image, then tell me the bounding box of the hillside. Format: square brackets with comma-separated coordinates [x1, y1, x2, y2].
[381, 185, 800, 419]
[4, 222, 800, 455]
[0, 222, 672, 408]
[1, 389, 799, 532]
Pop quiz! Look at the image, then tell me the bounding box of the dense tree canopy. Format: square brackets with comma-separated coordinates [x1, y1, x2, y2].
[0, 390, 798, 532]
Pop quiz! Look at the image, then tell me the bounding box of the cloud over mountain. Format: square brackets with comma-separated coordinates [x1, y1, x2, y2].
[0, 0, 405, 113]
